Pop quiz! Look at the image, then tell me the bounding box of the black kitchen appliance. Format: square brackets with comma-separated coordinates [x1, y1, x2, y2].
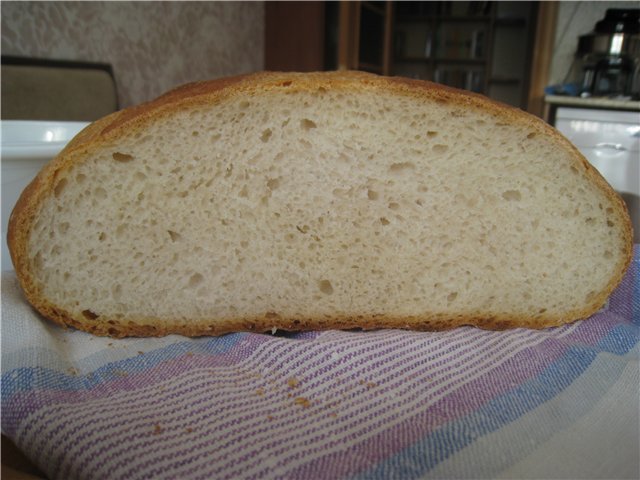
[577, 9, 640, 98]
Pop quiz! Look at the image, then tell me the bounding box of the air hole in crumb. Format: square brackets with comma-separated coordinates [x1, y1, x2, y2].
[367, 189, 379, 200]
[188, 273, 204, 288]
[76, 173, 87, 184]
[112, 152, 134, 162]
[239, 100, 250, 109]
[502, 190, 522, 201]
[388, 202, 400, 210]
[82, 309, 99, 320]
[261, 128, 272, 142]
[280, 80, 293, 87]
[192, 131, 199, 137]
[267, 178, 280, 190]
[527, 132, 536, 139]
[94, 187, 107, 199]
[389, 162, 415, 174]
[380, 217, 390, 226]
[54, 178, 68, 198]
[447, 292, 458, 302]
[604, 250, 613, 259]
[318, 280, 334, 295]
[427, 131, 438, 137]
[168, 230, 181, 242]
[432, 144, 449, 154]
[112, 284, 122, 301]
[301, 119, 317, 130]
[98, 232, 107, 242]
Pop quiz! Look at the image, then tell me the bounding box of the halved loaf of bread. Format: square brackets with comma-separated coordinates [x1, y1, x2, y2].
[8, 71, 633, 337]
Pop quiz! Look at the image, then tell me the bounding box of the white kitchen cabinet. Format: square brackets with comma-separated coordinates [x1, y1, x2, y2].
[555, 107, 639, 242]
[555, 107, 639, 195]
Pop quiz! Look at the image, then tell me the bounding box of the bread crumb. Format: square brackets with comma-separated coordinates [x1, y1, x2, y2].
[153, 424, 163, 434]
[294, 397, 312, 408]
[359, 380, 378, 388]
[287, 377, 299, 389]
[256, 388, 265, 396]
[185, 427, 193, 433]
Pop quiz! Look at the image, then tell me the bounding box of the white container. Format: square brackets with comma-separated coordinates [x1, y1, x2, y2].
[555, 107, 640, 197]
[1, 121, 89, 271]
[555, 107, 639, 242]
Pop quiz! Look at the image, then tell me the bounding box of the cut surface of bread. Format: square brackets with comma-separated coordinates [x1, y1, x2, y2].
[8, 71, 633, 337]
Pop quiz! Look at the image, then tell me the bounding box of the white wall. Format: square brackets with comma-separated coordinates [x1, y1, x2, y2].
[1, 1, 265, 107]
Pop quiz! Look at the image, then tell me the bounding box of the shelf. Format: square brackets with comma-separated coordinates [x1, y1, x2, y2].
[390, 1, 536, 110]
[495, 17, 527, 27]
[435, 58, 486, 65]
[362, 1, 386, 16]
[358, 62, 384, 74]
[394, 56, 430, 63]
[395, 57, 486, 65]
[438, 15, 492, 22]
[396, 15, 491, 23]
[489, 77, 521, 85]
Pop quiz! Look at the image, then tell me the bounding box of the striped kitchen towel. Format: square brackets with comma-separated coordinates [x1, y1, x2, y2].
[2, 247, 638, 480]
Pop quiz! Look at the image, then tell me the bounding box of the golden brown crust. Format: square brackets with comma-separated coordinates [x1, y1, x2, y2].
[7, 71, 634, 337]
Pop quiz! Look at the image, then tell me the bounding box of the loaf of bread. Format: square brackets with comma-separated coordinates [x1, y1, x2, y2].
[8, 71, 633, 337]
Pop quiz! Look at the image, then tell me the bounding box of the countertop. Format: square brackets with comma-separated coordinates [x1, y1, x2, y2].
[545, 95, 640, 111]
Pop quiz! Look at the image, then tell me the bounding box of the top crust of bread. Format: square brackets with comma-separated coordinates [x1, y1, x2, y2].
[7, 71, 634, 337]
